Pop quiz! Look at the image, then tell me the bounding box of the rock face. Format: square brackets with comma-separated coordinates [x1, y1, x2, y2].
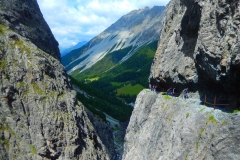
[0, 0, 60, 60]
[123, 1, 240, 159]
[123, 90, 240, 160]
[0, 0, 114, 159]
[150, 0, 240, 106]
[62, 6, 165, 74]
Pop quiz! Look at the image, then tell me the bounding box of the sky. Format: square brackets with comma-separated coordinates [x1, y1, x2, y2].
[37, 0, 170, 48]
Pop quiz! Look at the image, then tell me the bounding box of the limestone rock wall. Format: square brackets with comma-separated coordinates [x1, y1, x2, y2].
[150, 0, 240, 106]
[0, 1, 114, 159]
[0, 0, 60, 60]
[123, 90, 240, 160]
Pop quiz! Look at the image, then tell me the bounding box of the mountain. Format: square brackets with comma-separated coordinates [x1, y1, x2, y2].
[123, 0, 240, 159]
[60, 41, 87, 57]
[0, 0, 114, 159]
[69, 40, 159, 158]
[62, 6, 165, 74]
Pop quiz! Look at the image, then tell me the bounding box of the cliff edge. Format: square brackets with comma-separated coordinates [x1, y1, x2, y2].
[123, 90, 240, 160]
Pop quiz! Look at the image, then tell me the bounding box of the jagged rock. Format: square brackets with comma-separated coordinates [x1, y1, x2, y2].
[85, 108, 116, 158]
[0, 0, 60, 60]
[0, 0, 114, 159]
[150, 0, 240, 107]
[123, 90, 240, 160]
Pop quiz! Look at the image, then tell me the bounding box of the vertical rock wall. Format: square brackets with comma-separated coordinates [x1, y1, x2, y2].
[0, 0, 114, 159]
[0, 0, 60, 60]
[150, 0, 240, 106]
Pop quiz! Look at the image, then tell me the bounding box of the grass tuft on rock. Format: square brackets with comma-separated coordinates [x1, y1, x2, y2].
[233, 110, 240, 114]
[206, 115, 218, 124]
[29, 144, 37, 154]
[164, 95, 171, 100]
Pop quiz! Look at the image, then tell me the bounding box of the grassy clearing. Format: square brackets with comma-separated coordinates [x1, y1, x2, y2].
[116, 84, 144, 96]
[87, 76, 100, 82]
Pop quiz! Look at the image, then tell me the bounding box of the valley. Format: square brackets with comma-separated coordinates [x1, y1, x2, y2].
[1, 0, 240, 159]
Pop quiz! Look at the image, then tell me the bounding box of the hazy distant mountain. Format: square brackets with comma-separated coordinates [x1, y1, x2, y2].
[62, 6, 165, 74]
[60, 41, 87, 57]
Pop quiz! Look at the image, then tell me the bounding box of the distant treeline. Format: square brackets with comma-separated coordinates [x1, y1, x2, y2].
[70, 76, 133, 122]
[69, 40, 158, 121]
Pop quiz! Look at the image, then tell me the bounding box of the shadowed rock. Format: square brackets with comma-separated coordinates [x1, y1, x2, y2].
[150, 0, 240, 108]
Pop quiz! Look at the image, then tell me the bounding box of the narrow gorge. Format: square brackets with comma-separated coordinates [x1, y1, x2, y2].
[1, 0, 240, 160]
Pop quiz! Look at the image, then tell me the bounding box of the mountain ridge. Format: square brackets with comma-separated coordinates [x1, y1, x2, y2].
[60, 41, 87, 57]
[62, 6, 165, 74]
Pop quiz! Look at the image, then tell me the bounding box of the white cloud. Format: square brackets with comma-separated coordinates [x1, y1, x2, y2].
[37, 0, 170, 47]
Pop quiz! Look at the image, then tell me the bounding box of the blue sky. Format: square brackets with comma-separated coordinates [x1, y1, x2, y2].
[37, 0, 170, 48]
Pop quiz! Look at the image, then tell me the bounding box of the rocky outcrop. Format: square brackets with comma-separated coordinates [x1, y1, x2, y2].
[150, 0, 240, 107]
[0, 0, 60, 60]
[0, 0, 114, 159]
[123, 1, 240, 158]
[85, 109, 116, 158]
[123, 90, 240, 160]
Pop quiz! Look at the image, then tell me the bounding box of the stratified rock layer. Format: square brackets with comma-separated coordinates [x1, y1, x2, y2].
[123, 90, 240, 160]
[150, 0, 240, 106]
[0, 0, 114, 159]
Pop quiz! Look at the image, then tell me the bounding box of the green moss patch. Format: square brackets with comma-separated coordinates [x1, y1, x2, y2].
[29, 144, 37, 154]
[164, 95, 171, 100]
[196, 128, 205, 152]
[3, 139, 10, 151]
[233, 110, 240, 114]
[199, 107, 205, 112]
[206, 115, 218, 124]
[32, 83, 45, 95]
[0, 59, 6, 70]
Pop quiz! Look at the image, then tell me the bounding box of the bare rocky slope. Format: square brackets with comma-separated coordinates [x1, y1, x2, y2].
[123, 90, 240, 160]
[0, 0, 114, 159]
[62, 6, 165, 74]
[150, 0, 240, 107]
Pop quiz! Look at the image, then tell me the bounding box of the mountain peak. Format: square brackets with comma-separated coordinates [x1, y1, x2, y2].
[62, 5, 165, 74]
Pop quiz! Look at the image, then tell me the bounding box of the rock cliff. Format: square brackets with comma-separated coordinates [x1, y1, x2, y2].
[150, 0, 240, 107]
[123, 0, 240, 159]
[0, 0, 114, 159]
[123, 90, 240, 160]
[0, 0, 60, 60]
